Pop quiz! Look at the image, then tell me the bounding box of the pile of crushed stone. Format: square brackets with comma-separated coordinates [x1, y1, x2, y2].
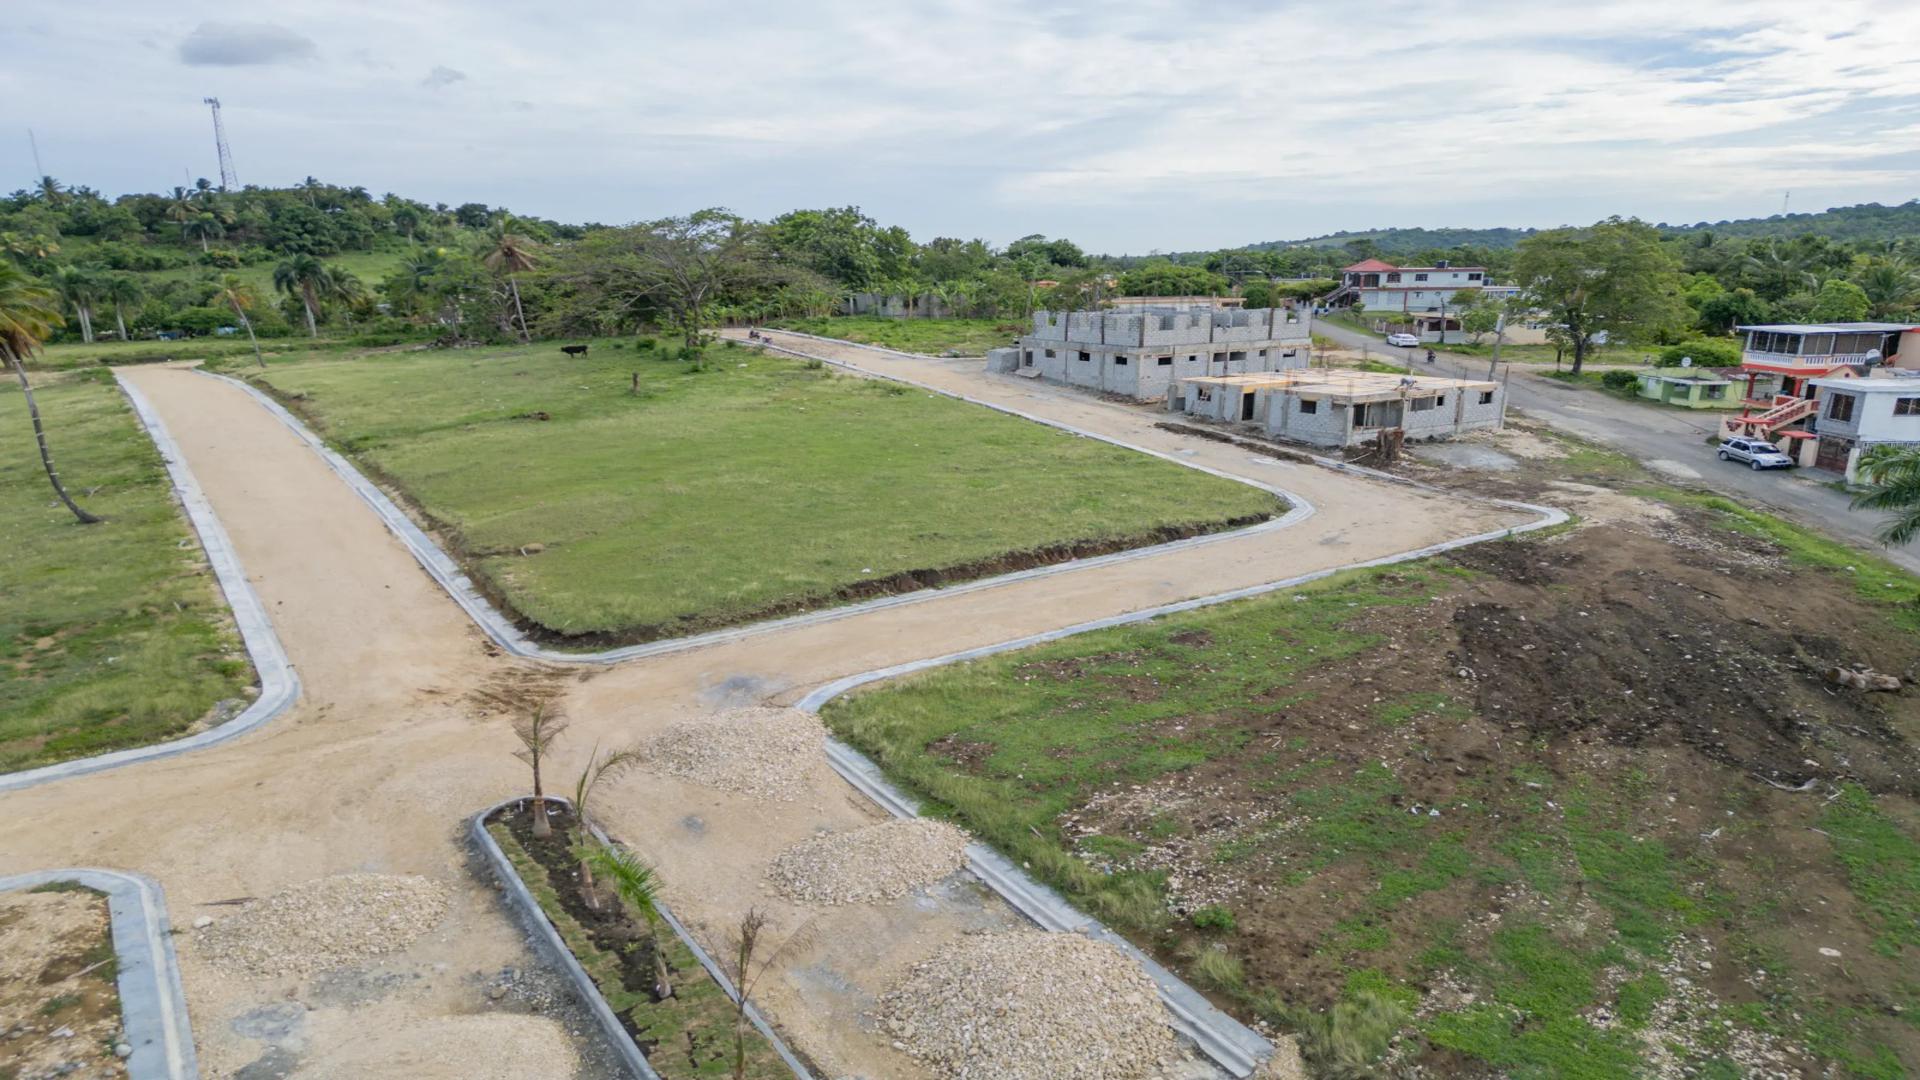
[768, 818, 971, 904]
[195, 873, 451, 977]
[880, 931, 1175, 1079]
[640, 707, 825, 801]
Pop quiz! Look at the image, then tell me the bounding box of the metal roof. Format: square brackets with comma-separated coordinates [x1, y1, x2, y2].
[1736, 322, 1920, 333]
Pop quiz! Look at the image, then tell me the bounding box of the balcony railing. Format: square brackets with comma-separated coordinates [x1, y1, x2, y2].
[1741, 350, 1878, 366]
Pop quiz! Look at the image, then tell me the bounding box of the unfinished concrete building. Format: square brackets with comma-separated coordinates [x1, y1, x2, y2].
[1170, 369, 1506, 448]
[985, 306, 1312, 400]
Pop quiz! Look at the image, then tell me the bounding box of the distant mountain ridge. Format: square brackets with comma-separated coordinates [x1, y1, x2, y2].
[1239, 199, 1920, 254]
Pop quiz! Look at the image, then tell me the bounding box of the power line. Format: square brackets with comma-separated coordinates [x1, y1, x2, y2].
[204, 97, 238, 189]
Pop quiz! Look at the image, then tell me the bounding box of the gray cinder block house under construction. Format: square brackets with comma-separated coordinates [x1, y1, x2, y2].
[986, 305, 1313, 401]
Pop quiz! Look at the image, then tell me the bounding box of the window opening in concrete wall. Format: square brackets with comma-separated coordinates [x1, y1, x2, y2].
[1115, 355, 1129, 365]
[1300, 398, 1318, 414]
[1157, 356, 1173, 366]
[1241, 392, 1257, 421]
[1479, 390, 1494, 404]
[1897, 397, 1920, 416]
[1828, 393, 1856, 422]
[1078, 351, 1090, 362]
[1044, 348, 1055, 359]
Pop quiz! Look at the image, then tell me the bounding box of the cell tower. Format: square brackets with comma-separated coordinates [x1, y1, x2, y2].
[204, 97, 238, 190]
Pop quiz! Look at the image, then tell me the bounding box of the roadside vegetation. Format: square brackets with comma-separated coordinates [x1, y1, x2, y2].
[0, 370, 253, 773]
[217, 340, 1280, 645]
[765, 315, 1019, 356]
[823, 445, 1920, 1078]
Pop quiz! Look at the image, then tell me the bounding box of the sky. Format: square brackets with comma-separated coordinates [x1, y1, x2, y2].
[6, 0, 1920, 253]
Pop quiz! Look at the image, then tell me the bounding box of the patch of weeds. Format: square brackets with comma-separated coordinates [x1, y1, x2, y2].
[1343, 968, 1420, 1012]
[1268, 987, 1411, 1077]
[1820, 783, 1920, 956]
[1614, 972, 1666, 1030]
[1190, 905, 1237, 933]
[1425, 925, 1643, 1079]
[38, 993, 81, 1016]
[1193, 947, 1245, 991]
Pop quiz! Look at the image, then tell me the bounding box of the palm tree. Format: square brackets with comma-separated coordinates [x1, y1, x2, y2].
[1852, 445, 1920, 545]
[103, 274, 143, 341]
[569, 743, 641, 908]
[35, 175, 65, 206]
[391, 204, 422, 243]
[49, 265, 98, 344]
[325, 266, 368, 328]
[164, 186, 196, 229]
[1853, 259, 1920, 320]
[0, 264, 100, 524]
[1, 231, 59, 261]
[182, 211, 226, 253]
[480, 217, 538, 343]
[585, 844, 671, 999]
[274, 255, 328, 337]
[216, 274, 267, 368]
[510, 702, 569, 839]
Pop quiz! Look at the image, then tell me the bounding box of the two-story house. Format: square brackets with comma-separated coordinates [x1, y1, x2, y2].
[1327, 260, 1490, 313]
[1722, 322, 1920, 464]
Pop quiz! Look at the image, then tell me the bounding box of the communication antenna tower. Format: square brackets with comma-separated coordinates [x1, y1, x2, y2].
[28, 128, 45, 181]
[204, 97, 238, 189]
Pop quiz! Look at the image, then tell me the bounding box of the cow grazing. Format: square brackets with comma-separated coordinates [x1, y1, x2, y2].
[561, 345, 589, 358]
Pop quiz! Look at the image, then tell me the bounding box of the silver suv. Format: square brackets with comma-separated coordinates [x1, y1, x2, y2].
[1718, 437, 1794, 470]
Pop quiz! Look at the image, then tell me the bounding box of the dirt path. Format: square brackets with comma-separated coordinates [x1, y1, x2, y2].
[0, 350, 1529, 1078]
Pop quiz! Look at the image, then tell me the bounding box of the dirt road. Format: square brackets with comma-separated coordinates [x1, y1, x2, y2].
[0, 344, 1530, 1078]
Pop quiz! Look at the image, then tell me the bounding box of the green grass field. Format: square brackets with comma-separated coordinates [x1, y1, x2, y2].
[767, 315, 1022, 355]
[0, 371, 253, 773]
[821, 497, 1920, 1077]
[223, 339, 1280, 643]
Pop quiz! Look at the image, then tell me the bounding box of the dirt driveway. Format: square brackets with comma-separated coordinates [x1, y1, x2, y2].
[0, 344, 1530, 1078]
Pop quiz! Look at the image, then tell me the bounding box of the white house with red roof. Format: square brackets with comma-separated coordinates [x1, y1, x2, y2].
[1326, 259, 1491, 313]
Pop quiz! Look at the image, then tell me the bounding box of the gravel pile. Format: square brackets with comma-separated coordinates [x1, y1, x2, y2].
[641, 707, 825, 801]
[196, 873, 451, 977]
[768, 818, 971, 904]
[880, 931, 1174, 1079]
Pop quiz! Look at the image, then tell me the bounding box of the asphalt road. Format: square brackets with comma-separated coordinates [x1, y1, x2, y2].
[1314, 319, 1920, 574]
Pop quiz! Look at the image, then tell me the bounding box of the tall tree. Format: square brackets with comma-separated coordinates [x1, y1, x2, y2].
[0, 263, 101, 523]
[49, 265, 98, 344]
[481, 216, 539, 343]
[549, 209, 761, 350]
[273, 254, 329, 337]
[102, 274, 143, 341]
[1513, 218, 1686, 374]
[216, 273, 267, 368]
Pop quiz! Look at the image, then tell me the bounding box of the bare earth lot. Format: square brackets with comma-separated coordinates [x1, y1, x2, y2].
[825, 424, 1920, 1078]
[0, 884, 126, 1080]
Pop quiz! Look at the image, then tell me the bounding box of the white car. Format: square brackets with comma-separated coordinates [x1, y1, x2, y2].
[1385, 332, 1421, 348]
[1718, 437, 1794, 471]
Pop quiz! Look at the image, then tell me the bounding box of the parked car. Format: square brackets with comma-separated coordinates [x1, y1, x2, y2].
[1385, 332, 1420, 347]
[1718, 437, 1795, 470]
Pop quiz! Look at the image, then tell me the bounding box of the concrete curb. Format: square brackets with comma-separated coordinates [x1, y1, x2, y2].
[469, 797, 813, 1080]
[0, 869, 198, 1080]
[797, 492, 1570, 1078]
[0, 376, 302, 796]
[193, 361, 1316, 666]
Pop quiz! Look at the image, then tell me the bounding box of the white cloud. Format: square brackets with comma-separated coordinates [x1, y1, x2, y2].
[9, 0, 1919, 249]
[177, 21, 317, 67]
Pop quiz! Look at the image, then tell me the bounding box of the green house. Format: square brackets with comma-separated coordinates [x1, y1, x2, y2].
[1634, 368, 1737, 409]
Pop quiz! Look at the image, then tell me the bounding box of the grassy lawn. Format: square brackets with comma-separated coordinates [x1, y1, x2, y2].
[821, 496, 1920, 1076]
[767, 315, 1022, 356]
[1, 370, 253, 773]
[220, 339, 1280, 644]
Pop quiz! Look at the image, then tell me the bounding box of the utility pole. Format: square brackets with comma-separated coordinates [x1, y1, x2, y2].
[1486, 311, 1506, 381]
[204, 97, 238, 189]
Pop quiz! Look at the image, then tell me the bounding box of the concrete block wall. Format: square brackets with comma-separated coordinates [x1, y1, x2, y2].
[1262, 393, 1352, 447]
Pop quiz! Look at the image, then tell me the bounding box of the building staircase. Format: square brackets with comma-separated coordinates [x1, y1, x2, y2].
[1723, 394, 1815, 437]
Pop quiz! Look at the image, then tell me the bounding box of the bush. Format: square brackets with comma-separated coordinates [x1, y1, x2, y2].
[1191, 905, 1237, 933]
[200, 248, 245, 268]
[1601, 370, 1640, 390]
[1658, 337, 1741, 368]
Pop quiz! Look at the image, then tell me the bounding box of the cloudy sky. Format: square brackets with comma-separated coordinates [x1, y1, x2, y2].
[6, 0, 1919, 252]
